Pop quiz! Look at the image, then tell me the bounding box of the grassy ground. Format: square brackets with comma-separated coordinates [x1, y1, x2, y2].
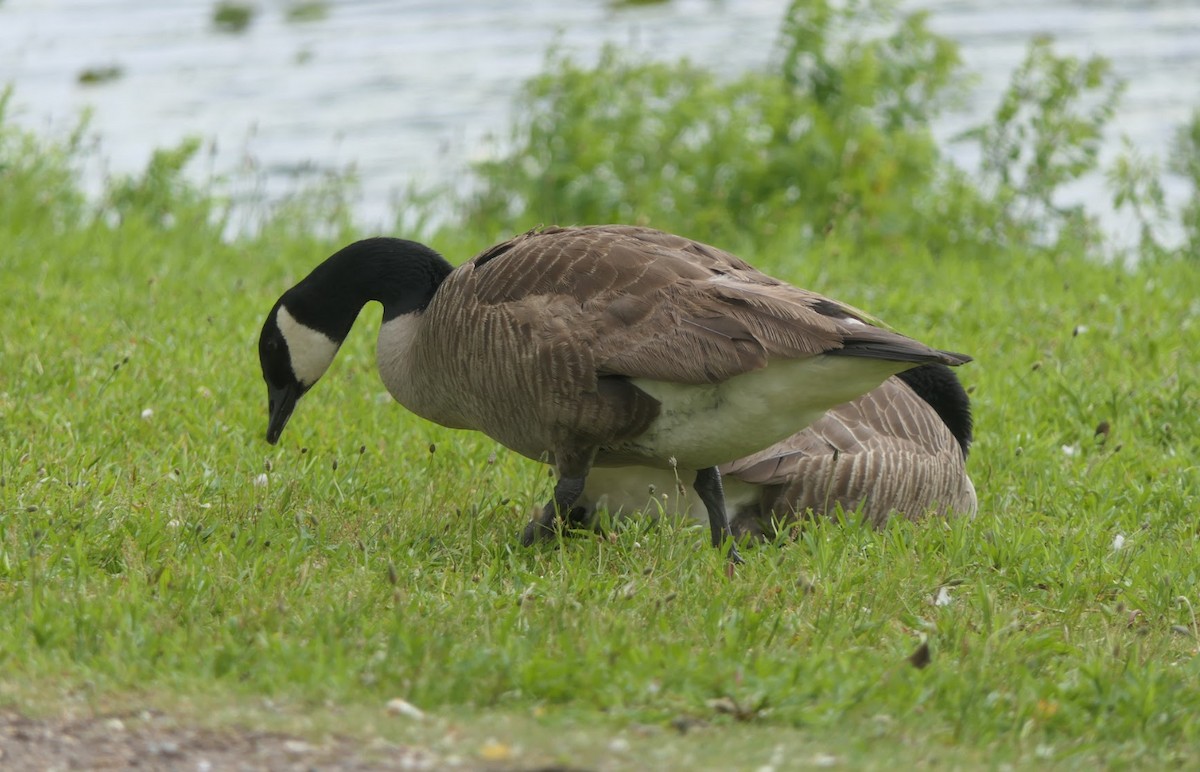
[4, 106, 1200, 768]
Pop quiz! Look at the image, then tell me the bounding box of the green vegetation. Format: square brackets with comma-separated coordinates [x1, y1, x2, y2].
[212, 1, 256, 34]
[285, 1, 329, 24]
[3, 0, 1200, 766]
[609, 0, 674, 8]
[77, 65, 124, 86]
[469, 2, 970, 253]
[1171, 109, 1200, 254]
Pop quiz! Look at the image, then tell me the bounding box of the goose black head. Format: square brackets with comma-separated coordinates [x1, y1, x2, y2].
[258, 301, 340, 444]
[256, 237, 455, 445]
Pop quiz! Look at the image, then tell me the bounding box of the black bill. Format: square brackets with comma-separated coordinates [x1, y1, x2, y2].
[266, 382, 301, 444]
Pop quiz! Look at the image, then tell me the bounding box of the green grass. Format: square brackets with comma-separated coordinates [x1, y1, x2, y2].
[3, 23, 1200, 768]
[3, 157, 1199, 769]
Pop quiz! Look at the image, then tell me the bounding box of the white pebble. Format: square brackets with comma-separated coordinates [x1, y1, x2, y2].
[386, 697, 426, 721]
[608, 737, 630, 753]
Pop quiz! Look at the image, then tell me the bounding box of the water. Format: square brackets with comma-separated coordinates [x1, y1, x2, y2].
[2, 0, 1199, 239]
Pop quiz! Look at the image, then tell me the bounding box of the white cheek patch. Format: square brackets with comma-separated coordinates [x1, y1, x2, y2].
[277, 306, 339, 387]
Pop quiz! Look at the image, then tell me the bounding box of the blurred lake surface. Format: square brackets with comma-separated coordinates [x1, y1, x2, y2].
[2, 0, 1199, 237]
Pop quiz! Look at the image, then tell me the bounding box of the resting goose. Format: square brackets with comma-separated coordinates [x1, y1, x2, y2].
[578, 362, 976, 538]
[257, 225, 970, 562]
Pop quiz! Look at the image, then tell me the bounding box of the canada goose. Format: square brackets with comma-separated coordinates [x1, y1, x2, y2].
[257, 225, 970, 563]
[577, 363, 976, 538]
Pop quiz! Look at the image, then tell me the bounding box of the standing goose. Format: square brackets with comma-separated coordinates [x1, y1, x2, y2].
[257, 225, 971, 563]
[577, 363, 976, 538]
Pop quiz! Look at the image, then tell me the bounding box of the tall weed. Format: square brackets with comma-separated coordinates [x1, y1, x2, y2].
[464, 0, 975, 257]
[1170, 110, 1200, 258]
[456, 1, 1163, 265]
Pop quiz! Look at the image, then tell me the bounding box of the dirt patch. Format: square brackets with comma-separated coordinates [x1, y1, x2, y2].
[0, 709, 442, 770]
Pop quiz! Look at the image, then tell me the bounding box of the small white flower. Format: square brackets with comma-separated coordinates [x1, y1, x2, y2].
[934, 586, 953, 607]
[254, 473, 269, 488]
[1112, 533, 1126, 551]
[140, 408, 154, 420]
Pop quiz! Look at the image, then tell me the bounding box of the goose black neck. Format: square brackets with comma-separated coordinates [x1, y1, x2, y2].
[896, 364, 974, 458]
[283, 237, 454, 341]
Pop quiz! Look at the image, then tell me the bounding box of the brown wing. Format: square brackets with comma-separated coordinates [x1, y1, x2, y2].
[724, 377, 976, 528]
[465, 225, 966, 385]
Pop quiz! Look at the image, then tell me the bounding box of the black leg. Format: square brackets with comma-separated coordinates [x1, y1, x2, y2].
[521, 474, 586, 546]
[693, 466, 744, 564]
[565, 503, 595, 530]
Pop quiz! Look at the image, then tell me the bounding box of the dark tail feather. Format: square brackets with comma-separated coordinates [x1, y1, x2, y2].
[897, 363, 975, 457]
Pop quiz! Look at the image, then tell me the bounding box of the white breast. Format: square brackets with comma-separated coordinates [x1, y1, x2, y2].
[376, 313, 456, 426]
